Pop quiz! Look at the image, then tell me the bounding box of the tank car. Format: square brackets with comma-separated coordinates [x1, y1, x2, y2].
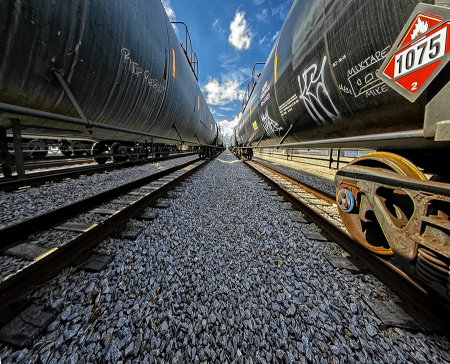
[236, 0, 450, 301]
[0, 0, 219, 169]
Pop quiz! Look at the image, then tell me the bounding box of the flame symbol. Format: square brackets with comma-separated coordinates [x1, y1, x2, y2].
[412, 18, 429, 40]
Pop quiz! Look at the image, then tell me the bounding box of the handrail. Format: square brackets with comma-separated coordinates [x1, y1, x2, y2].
[171, 21, 199, 80]
[241, 62, 266, 111]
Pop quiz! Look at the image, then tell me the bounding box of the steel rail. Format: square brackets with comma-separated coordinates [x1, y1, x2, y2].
[0, 156, 214, 327]
[1, 157, 93, 173]
[243, 158, 450, 338]
[251, 160, 336, 204]
[256, 151, 353, 165]
[1, 151, 193, 173]
[0, 156, 202, 249]
[0, 152, 196, 192]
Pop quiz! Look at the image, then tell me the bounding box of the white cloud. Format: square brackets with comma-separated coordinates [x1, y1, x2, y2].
[256, 9, 269, 22]
[217, 112, 242, 138]
[204, 80, 245, 106]
[272, 0, 291, 20]
[162, 0, 176, 20]
[259, 35, 267, 45]
[228, 11, 253, 50]
[213, 19, 218, 26]
[254, 0, 265, 5]
[220, 106, 233, 111]
[218, 54, 252, 85]
[271, 31, 279, 42]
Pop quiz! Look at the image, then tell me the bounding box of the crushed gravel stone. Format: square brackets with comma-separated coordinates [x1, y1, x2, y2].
[0, 155, 198, 228]
[1, 150, 449, 364]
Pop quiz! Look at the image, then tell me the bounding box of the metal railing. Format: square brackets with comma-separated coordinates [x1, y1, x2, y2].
[241, 62, 266, 111]
[171, 21, 199, 80]
[256, 148, 370, 169]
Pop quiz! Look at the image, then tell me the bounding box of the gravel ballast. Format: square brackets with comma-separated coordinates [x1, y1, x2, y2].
[0, 155, 198, 228]
[253, 154, 338, 196]
[1, 150, 449, 363]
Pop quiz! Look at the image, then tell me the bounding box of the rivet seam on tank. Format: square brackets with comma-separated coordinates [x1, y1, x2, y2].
[121, 48, 165, 93]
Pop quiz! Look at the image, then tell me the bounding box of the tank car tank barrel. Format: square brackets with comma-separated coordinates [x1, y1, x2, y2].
[0, 102, 213, 147]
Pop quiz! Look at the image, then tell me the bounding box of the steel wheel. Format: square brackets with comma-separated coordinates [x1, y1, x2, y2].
[111, 142, 128, 162]
[91, 142, 109, 164]
[72, 141, 86, 156]
[337, 152, 426, 255]
[59, 146, 72, 157]
[29, 140, 49, 158]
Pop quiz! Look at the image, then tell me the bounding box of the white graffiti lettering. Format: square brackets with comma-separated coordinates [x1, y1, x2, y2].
[261, 109, 283, 138]
[298, 56, 340, 124]
[347, 46, 390, 78]
[365, 84, 389, 97]
[121, 48, 165, 93]
[339, 84, 353, 95]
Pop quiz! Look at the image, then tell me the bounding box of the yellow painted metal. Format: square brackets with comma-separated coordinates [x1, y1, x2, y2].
[348, 152, 427, 180]
[274, 55, 278, 83]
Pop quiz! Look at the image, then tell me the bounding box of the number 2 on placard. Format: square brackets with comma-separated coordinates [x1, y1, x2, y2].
[411, 82, 418, 91]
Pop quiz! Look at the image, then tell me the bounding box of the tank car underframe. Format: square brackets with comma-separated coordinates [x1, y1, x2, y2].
[0, 101, 219, 177]
[335, 156, 450, 301]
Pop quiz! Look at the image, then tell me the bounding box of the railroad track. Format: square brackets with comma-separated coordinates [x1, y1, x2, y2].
[0, 152, 196, 192]
[0, 157, 95, 173]
[0, 155, 215, 330]
[243, 158, 450, 338]
[0, 157, 93, 173]
[0, 151, 195, 174]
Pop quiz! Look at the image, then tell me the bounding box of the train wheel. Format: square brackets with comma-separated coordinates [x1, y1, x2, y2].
[59, 145, 72, 157]
[336, 152, 426, 255]
[29, 140, 49, 158]
[138, 147, 149, 159]
[91, 142, 109, 164]
[111, 142, 128, 162]
[72, 141, 86, 156]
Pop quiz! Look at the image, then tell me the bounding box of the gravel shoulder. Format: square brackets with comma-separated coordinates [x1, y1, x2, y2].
[1, 150, 449, 364]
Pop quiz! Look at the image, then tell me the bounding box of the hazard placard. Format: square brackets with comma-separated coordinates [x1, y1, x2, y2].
[378, 4, 450, 102]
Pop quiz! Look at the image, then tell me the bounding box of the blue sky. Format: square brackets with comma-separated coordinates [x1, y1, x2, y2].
[162, 0, 292, 139]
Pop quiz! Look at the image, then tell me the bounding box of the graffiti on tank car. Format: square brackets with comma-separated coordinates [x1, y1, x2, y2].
[121, 48, 165, 93]
[261, 109, 283, 138]
[347, 46, 391, 98]
[365, 84, 389, 98]
[279, 94, 299, 116]
[298, 56, 340, 124]
[347, 46, 390, 78]
[339, 84, 353, 96]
